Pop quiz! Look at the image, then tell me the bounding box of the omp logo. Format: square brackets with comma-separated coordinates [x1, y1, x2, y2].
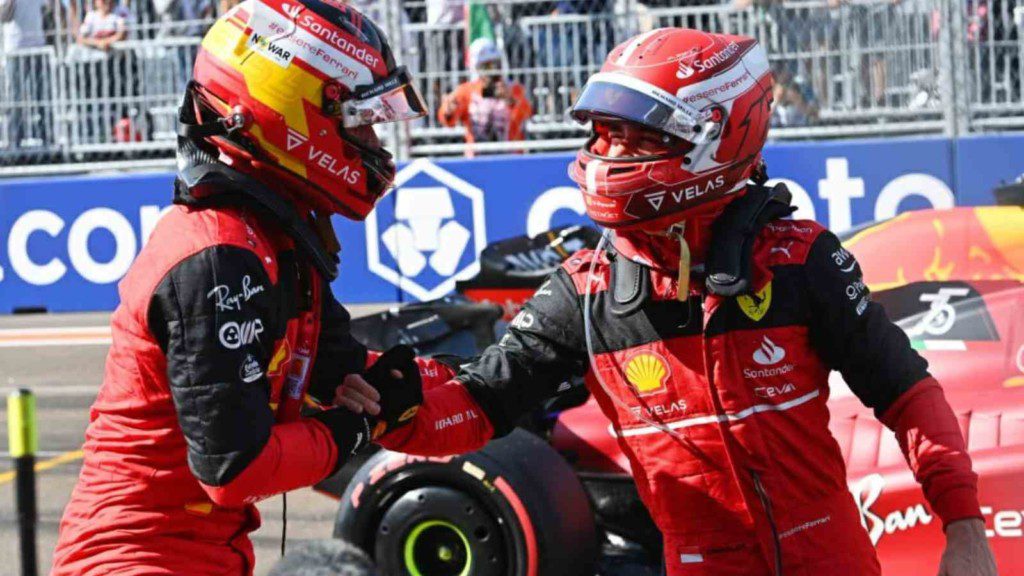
[624, 351, 670, 395]
[280, 2, 301, 18]
[219, 319, 264, 350]
[752, 336, 785, 366]
[286, 128, 308, 151]
[366, 159, 487, 301]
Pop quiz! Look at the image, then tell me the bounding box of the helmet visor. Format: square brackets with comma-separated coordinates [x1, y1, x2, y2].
[570, 73, 711, 143]
[341, 66, 427, 128]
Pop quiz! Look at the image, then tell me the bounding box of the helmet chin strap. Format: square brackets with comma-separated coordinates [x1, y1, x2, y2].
[669, 223, 690, 302]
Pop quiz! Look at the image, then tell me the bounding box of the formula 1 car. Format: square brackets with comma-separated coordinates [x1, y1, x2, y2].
[316, 206, 1024, 576]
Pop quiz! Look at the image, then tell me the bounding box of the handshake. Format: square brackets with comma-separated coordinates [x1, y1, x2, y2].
[311, 345, 424, 458]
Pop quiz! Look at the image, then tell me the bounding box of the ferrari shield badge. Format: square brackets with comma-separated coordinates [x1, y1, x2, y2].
[737, 282, 772, 322]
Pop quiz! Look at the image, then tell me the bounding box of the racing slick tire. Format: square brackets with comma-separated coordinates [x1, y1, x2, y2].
[334, 429, 598, 576]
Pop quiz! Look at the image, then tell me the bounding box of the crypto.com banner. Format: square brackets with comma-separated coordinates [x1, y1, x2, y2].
[0, 133, 1020, 312]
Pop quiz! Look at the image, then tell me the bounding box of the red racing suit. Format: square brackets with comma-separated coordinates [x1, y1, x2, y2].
[381, 217, 982, 576]
[52, 167, 454, 576]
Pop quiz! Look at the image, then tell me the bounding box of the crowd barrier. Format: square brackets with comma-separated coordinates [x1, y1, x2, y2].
[0, 133, 1019, 313]
[2, 0, 1023, 168]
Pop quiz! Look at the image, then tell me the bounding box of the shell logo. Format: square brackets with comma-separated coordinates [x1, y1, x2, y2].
[624, 352, 670, 395]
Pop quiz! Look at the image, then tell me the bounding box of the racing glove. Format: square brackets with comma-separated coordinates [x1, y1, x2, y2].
[309, 346, 423, 470]
[362, 345, 424, 440]
[308, 407, 375, 474]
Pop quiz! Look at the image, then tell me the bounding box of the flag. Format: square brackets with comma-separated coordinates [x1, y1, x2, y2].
[465, 1, 495, 66]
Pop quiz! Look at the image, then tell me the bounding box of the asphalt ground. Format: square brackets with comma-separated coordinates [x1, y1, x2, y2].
[0, 305, 391, 576]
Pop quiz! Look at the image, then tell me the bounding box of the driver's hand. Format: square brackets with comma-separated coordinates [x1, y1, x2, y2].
[334, 373, 383, 415]
[336, 346, 424, 440]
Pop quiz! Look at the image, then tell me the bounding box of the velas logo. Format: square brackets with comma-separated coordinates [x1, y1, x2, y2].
[642, 175, 727, 212]
[284, 127, 360, 185]
[624, 351, 670, 395]
[752, 335, 785, 366]
[286, 127, 308, 151]
[365, 159, 487, 301]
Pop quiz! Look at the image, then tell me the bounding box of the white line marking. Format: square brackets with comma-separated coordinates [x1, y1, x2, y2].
[614, 389, 821, 438]
[0, 450, 79, 458]
[0, 385, 100, 398]
[921, 340, 968, 351]
[0, 325, 111, 348]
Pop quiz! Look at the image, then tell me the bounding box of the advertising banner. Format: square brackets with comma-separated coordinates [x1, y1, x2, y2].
[1, 134, 1021, 312]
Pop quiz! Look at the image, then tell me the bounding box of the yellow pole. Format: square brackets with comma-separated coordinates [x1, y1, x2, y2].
[8, 389, 38, 576]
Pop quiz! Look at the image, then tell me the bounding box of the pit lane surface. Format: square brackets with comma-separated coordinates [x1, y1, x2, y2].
[0, 306, 389, 575]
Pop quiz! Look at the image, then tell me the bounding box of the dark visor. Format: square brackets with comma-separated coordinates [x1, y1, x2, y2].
[570, 73, 706, 142]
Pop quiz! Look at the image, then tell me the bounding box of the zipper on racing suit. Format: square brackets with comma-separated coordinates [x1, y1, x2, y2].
[751, 471, 784, 576]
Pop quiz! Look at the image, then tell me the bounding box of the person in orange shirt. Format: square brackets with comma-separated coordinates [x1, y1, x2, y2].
[439, 37, 532, 156]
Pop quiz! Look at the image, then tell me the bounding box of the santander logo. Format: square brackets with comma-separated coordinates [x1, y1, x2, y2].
[675, 48, 699, 79]
[752, 336, 786, 366]
[280, 2, 301, 19]
[676, 41, 742, 80]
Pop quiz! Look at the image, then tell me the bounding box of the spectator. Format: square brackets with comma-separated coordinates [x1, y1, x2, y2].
[439, 37, 532, 156]
[70, 0, 131, 143]
[1, 0, 50, 158]
[217, 0, 239, 16]
[771, 78, 812, 127]
[76, 0, 124, 49]
[1, 0, 46, 51]
[426, 0, 464, 25]
[536, 0, 612, 68]
[152, 0, 212, 38]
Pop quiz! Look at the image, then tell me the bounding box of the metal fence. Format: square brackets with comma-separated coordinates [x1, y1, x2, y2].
[1, 0, 1022, 173]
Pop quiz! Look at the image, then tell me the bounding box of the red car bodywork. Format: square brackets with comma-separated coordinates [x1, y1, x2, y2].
[546, 207, 1024, 573]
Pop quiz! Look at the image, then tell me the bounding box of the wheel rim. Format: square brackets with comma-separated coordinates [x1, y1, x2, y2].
[403, 519, 473, 576]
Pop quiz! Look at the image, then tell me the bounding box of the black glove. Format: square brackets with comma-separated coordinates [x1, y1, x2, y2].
[309, 407, 375, 473]
[363, 345, 424, 440]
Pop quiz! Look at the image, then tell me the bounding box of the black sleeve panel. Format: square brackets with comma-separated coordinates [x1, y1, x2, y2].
[307, 285, 369, 404]
[148, 245, 279, 487]
[457, 270, 589, 437]
[804, 230, 930, 417]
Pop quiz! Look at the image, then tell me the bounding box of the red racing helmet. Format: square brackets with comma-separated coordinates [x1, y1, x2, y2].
[183, 0, 427, 219]
[568, 29, 773, 231]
